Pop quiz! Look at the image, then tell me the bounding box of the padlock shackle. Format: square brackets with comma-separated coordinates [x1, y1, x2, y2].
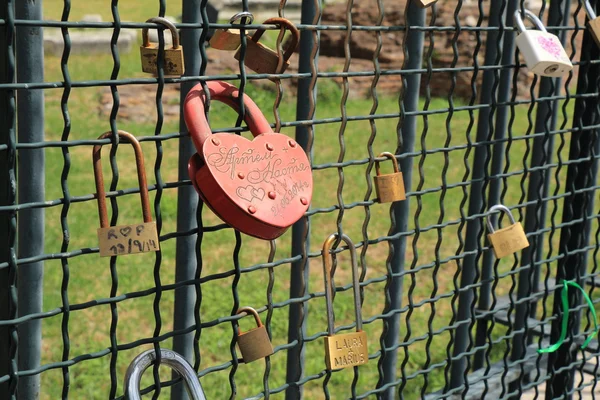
[375, 152, 401, 176]
[124, 349, 207, 400]
[513, 9, 547, 34]
[250, 17, 300, 68]
[322, 233, 363, 336]
[184, 81, 274, 153]
[486, 204, 517, 233]
[236, 306, 264, 334]
[229, 11, 254, 25]
[585, 0, 598, 20]
[93, 131, 153, 229]
[142, 17, 181, 49]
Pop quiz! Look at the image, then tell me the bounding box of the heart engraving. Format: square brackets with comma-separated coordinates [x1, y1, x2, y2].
[120, 227, 132, 237]
[237, 185, 266, 202]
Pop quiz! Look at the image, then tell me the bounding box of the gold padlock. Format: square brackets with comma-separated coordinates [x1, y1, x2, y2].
[234, 17, 300, 75]
[322, 233, 368, 370]
[414, 0, 438, 7]
[209, 11, 254, 51]
[585, 0, 600, 48]
[140, 17, 185, 76]
[374, 152, 406, 203]
[236, 307, 274, 363]
[93, 131, 160, 257]
[486, 204, 529, 259]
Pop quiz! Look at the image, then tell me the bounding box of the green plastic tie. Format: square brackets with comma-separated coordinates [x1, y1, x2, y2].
[538, 280, 598, 354]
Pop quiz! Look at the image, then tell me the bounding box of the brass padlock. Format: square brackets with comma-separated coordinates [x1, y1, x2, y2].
[414, 0, 438, 7]
[374, 152, 406, 203]
[140, 17, 185, 76]
[234, 17, 300, 75]
[322, 233, 368, 370]
[585, 0, 600, 48]
[209, 11, 254, 51]
[486, 204, 529, 259]
[93, 131, 160, 257]
[236, 307, 274, 363]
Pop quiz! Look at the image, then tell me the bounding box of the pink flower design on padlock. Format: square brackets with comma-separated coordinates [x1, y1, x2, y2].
[537, 36, 564, 60]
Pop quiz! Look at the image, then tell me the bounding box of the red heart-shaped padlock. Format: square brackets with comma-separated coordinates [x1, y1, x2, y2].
[184, 81, 313, 240]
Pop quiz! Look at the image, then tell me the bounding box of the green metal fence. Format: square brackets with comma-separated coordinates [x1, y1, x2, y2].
[1, 0, 600, 399]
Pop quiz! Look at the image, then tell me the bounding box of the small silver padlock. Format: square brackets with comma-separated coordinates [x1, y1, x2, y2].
[124, 349, 207, 400]
[209, 11, 254, 50]
[584, 0, 600, 48]
[514, 9, 572, 77]
[486, 204, 529, 259]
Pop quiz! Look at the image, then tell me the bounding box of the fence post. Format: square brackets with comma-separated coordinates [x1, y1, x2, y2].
[15, 0, 45, 398]
[0, 0, 14, 397]
[545, 9, 600, 399]
[379, 3, 424, 398]
[285, 0, 317, 397]
[172, 0, 202, 399]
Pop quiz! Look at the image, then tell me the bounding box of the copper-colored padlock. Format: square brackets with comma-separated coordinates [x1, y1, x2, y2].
[93, 131, 160, 257]
[486, 204, 529, 259]
[584, 0, 600, 48]
[414, 0, 438, 7]
[234, 17, 300, 75]
[322, 233, 368, 370]
[209, 11, 254, 51]
[184, 81, 313, 240]
[236, 307, 274, 363]
[140, 17, 185, 76]
[374, 152, 406, 203]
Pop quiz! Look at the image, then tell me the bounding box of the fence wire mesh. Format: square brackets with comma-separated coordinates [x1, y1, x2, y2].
[1, 0, 600, 399]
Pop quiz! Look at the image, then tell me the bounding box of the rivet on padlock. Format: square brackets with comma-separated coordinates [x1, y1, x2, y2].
[584, 0, 600, 48]
[322, 233, 368, 370]
[236, 307, 274, 363]
[374, 152, 406, 203]
[93, 131, 160, 257]
[184, 81, 313, 240]
[414, 0, 438, 8]
[209, 11, 254, 51]
[140, 17, 185, 76]
[514, 9, 572, 77]
[486, 204, 529, 259]
[124, 349, 207, 400]
[234, 17, 300, 75]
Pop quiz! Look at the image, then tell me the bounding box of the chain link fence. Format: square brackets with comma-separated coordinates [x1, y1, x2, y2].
[1, 0, 600, 399]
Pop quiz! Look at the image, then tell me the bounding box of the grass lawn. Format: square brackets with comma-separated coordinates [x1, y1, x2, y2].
[25, 1, 595, 399]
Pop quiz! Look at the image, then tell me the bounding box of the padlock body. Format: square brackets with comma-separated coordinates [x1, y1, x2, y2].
[140, 44, 185, 76]
[515, 31, 572, 77]
[415, 0, 438, 7]
[587, 18, 600, 49]
[97, 222, 159, 257]
[209, 29, 242, 50]
[238, 325, 274, 363]
[234, 40, 290, 74]
[324, 331, 368, 370]
[487, 222, 529, 259]
[374, 172, 406, 203]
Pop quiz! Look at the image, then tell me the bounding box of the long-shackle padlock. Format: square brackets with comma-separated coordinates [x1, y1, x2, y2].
[209, 11, 254, 51]
[322, 233, 368, 370]
[124, 349, 207, 400]
[374, 152, 406, 203]
[236, 307, 274, 363]
[486, 204, 529, 259]
[513, 9, 572, 77]
[584, 0, 600, 48]
[93, 131, 159, 257]
[234, 17, 300, 75]
[140, 17, 185, 76]
[184, 81, 313, 240]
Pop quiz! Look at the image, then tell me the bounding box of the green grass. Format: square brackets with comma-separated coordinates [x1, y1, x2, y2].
[32, 1, 598, 399]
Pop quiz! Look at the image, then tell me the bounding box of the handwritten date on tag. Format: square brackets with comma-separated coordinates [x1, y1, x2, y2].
[97, 222, 160, 257]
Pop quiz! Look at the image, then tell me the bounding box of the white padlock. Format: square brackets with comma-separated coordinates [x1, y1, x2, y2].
[514, 9, 572, 77]
[584, 0, 600, 48]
